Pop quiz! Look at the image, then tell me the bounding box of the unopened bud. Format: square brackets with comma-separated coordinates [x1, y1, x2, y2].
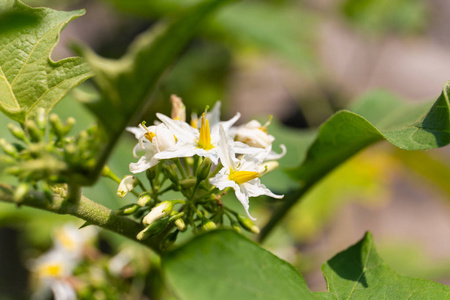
[161, 230, 179, 249]
[137, 218, 169, 240]
[49, 114, 65, 137]
[202, 221, 217, 232]
[258, 161, 279, 177]
[169, 211, 186, 231]
[170, 94, 186, 122]
[117, 175, 138, 198]
[14, 183, 30, 203]
[8, 123, 27, 142]
[117, 203, 140, 215]
[0, 139, 19, 158]
[35, 108, 46, 131]
[25, 120, 42, 142]
[237, 215, 260, 234]
[179, 178, 196, 189]
[63, 117, 76, 136]
[137, 192, 153, 207]
[143, 201, 173, 226]
[196, 157, 211, 181]
[230, 220, 242, 233]
[146, 166, 158, 181]
[164, 164, 179, 185]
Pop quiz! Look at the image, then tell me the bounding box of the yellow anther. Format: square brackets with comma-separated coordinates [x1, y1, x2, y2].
[229, 169, 259, 184]
[145, 131, 156, 142]
[259, 115, 273, 133]
[191, 118, 198, 129]
[38, 264, 62, 277]
[197, 113, 214, 150]
[55, 230, 75, 251]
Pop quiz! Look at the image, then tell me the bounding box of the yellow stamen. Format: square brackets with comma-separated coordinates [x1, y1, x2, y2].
[229, 169, 259, 184]
[191, 118, 198, 129]
[197, 113, 214, 150]
[145, 131, 156, 142]
[258, 115, 273, 133]
[38, 263, 62, 278]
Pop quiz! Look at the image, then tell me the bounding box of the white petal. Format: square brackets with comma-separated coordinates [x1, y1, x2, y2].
[129, 153, 159, 174]
[218, 125, 236, 169]
[244, 179, 283, 199]
[51, 280, 76, 300]
[207, 101, 221, 127]
[157, 113, 197, 143]
[265, 144, 287, 160]
[211, 112, 241, 139]
[234, 184, 255, 220]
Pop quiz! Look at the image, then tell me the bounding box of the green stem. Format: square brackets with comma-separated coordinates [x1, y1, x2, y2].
[0, 184, 162, 254]
[174, 158, 186, 179]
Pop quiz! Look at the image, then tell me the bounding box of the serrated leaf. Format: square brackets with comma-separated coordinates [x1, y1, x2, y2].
[162, 230, 316, 300]
[320, 232, 450, 299]
[0, 0, 93, 123]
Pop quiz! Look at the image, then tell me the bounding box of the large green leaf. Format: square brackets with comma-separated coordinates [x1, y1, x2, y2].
[320, 232, 450, 299]
[0, 0, 93, 123]
[162, 230, 316, 300]
[260, 83, 450, 241]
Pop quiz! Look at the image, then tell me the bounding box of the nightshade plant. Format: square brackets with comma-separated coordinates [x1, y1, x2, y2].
[0, 0, 450, 299]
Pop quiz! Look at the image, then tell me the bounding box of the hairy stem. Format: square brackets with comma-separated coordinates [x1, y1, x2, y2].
[0, 184, 162, 254]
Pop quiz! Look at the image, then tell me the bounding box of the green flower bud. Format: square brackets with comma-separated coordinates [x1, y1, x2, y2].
[63, 117, 76, 136]
[116, 203, 140, 215]
[25, 120, 42, 142]
[0, 139, 19, 158]
[169, 211, 186, 232]
[117, 175, 138, 198]
[14, 183, 30, 203]
[202, 220, 217, 232]
[35, 108, 47, 131]
[161, 230, 179, 250]
[164, 164, 179, 185]
[179, 178, 197, 189]
[230, 220, 242, 233]
[196, 157, 211, 181]
[143, 201, 173, 226]
[49, 114, 65, 137]
[237, 215, 260, 234]
[7, 123, 27, 142]
[137, 192, 152, 207]
[146, 166, 158, 181]
[137, 218, 169, 240]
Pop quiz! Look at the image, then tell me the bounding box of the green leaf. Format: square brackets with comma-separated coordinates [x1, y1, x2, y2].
[260, 83, 450, 241]
[320, 232, 450, 299]
[0, 0, 93, 123]
[162, 230, 316, 300]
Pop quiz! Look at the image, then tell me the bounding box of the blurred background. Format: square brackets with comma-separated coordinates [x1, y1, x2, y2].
[1, 0, 450, 298]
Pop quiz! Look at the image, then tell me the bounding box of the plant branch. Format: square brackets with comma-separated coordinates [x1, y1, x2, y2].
[0, 183, 162, 254]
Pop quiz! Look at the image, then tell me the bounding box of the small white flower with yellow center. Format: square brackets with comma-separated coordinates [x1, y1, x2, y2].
[210, 125, 283, 220]
[53, 224, 96, 260]
[127, 122, 177, 173]
[155, 107, 240, 164]
[29, 250, 77, 300]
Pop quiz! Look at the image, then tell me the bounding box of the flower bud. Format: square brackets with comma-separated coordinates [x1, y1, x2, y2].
[230, 220, 242, 233]
[25, 120, 42, 142]
[117, 175, 138, 198]
[258, 161, 279, 177]
[49, 114, 65, 137]
[146, 166, 158, 181]
[137, 218, 169, 240]
[137, 192, 153, 207]
[8, 123, 27, 142]
[161, 230, 179, 249]
[63, 117, 76, 136]
[143, 201, 173, 226]
[163, 164, 179, 185]
[14, 183, 30, 203]
[202, 221, 217, 232]
[35, 108, 46, 131]
[170, 94, 186, 122]
[116, 204, 140, 215]
[196, 157, 211, 181]
[170, 211, 186, 231]
[179, 178, 197, 190]
[0, 139, 19, 158]
[237, 215, 260, 234]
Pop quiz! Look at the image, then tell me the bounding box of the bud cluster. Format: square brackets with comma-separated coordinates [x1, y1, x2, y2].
[0, 109, 101, 201]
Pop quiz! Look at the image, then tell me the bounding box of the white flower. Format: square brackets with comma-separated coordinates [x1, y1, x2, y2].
[233, 119, 275, 148]
[53, 224, 96, 260]
[142, 201, 173, 226]
[210, 125, 283, 220]
[29, 249, 77, 300]
[127, 122, 177, 173]
[154, 107, 240, 164]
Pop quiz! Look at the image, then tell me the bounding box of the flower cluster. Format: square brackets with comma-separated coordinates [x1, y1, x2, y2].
[116, 95, 285, 244]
